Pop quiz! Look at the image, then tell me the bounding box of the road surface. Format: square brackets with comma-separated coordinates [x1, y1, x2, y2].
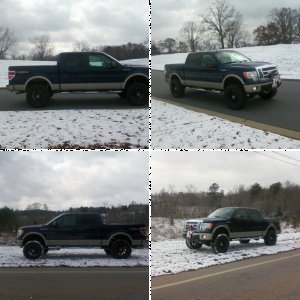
[151, 70, 300, 137]
[0, 266, 148, 300]
[152, 248, 300, 300]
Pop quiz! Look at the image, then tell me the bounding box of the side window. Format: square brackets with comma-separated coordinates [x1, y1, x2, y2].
[88, 54, 114, 69]
[62, 54, 86, 72]
[186, 54, 202, 67]
[201, 54, 217, 68]
[247, 209, 261, 222]
[55, 215, 76, 227]
[233, 209, 247, 221]
[79, 214, 98, 226]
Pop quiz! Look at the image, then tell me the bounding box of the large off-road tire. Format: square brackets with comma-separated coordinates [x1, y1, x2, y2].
[186, 238, 203, 249]
[104, 248, 112, 255]
[126, 82, 148, 106]
[259, 88, 277, 99]
[43, 246, 49, 254]
[264, 229, 277, 246]
[26, 84, 51, 108]
[170, 77, 185, 97]
[23, 240, 44, 260]
[110, 239, 132, 259]
[212, 234, 230, 254]
[224, 84, 246, 110]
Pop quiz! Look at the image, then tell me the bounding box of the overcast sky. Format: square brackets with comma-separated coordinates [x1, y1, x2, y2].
[152, 0, 300, 43]
[0, 0, 149, 55]
[0, 151, 149, 210]
[152, 151, 300, 194]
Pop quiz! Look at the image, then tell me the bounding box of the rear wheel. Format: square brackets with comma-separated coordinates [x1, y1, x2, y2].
[170, 77, 185, 97]
[23, 240, 44, 260]
[212, 234, 230, 254]
[110, 239, 132, 259]
[264, 229, 277, 246]
[104, 248, 111, 255]
[126, 82, 148, 106]
[224, 84, 246, 110]
[26, 84, 51, 108]
[186, 238, 203, 249]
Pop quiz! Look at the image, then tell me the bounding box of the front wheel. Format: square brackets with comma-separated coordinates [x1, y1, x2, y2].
[186, 238, 203, 249]
[212, 234, 230, 254]
[224, 84, 246, 110]
[26, 84, 51, 108]
[110, 239, 132, 259]
[23, 241, 44, 260]
[126, 82, 148, 106]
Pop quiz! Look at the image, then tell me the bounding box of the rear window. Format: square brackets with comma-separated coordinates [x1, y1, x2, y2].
[61, 54, 86, 72]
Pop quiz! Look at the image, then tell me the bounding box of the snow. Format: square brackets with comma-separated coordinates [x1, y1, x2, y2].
[151, 44, 300, 79]
[0, 109, 148, 148]
[151, 218, 300, 277]
[151, 99, 300, 149]
[0, 247, 148, 268]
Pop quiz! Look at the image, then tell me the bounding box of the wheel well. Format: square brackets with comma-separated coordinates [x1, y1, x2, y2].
[170, 74, 181, 82]
[125, 75, 148, 90]
[212, 227, 230, 240]
[224, 77, 243, 89]
[109, 234, 132, 246]
[26, 79, 52, 93]
[22, 234, 46, 247]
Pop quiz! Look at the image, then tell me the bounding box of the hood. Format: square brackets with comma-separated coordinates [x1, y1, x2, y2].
[227, 61, 274, 69]
[121, 64, 148, 73]
[20, 224, 45, 230]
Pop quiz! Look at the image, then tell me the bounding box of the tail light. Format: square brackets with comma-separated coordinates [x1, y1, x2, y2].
[140, 227, 148, 237]
[8, 71, 16, 81]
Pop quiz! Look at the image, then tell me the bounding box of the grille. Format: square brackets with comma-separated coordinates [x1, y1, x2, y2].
[259, 66, 278, 79]
[185, 222, 199, 231]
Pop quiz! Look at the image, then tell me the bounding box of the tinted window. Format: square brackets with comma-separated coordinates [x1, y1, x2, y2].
[79, 214, 98, 226]
[201, 54, 217, 67]
[233, 208, 248, 221]
[62, 54, 86, 72]
[247, 209, 261, 221]
[186, 53, 202, 66]
[55, 215, 76, 227]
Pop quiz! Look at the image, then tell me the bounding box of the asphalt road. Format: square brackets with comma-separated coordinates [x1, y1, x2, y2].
[0, 89, 146, 111]
[152, 248, 300, 300]
[0, 267, 148, 300]
[151, 70, 300, 134]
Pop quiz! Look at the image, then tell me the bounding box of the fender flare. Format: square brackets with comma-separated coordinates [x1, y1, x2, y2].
[22, 232, 47, 246]
[123, 73, 148, 89]
[222, 74, 245, 89]
[108, 232, 133, 245]
[25, 76, 54, 91]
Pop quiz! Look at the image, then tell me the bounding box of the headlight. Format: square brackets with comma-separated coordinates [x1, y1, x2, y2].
[201, 223, 213, 230]
[243, 71, 258, 81]
[17, 229, 24, 237]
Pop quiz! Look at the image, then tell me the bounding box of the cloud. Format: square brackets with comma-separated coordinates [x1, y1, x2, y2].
[0, 151, 149, 210]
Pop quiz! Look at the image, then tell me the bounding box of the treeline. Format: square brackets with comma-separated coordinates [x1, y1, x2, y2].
[152, 0, 300, 55]
[0, 203, 148, 232]
[152, 181, 300, 227]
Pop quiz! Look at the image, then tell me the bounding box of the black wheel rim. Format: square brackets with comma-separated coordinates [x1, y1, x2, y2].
[117, 245, 127, 256]
[27, 245, 41, 259]
[132, 86, 146, 101]
[216, 237, 228, 252]
[31, 88, 48, 106]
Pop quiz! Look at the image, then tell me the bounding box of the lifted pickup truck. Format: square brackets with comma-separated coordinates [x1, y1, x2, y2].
[16, 213, 148, 259]
[165, 50, 281, 109]
[183, 207, 281, 253]
[7, 52, 148, 108]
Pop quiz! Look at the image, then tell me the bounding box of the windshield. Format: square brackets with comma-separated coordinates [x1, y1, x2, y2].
[215, 51, 251, 64]
[208, 207, 236, 218]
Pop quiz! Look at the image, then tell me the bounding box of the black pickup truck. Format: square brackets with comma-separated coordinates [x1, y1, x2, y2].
[165, 50, 281, 109]
[183, 207, 281, 253]
[7, 52, 148, 108]
[16, 213, 148, 259]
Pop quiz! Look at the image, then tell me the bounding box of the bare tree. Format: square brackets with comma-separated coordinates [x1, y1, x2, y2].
[269, 7, 298, 44]
[180, 21, 203, 52]
[158, 38, 177, 53]
[226, 12, 243, 48]
[203, 0, 242, 49]
[30, 35, 54, 60]
[0, 26, 17, 59]
[73, 40, 90, 51]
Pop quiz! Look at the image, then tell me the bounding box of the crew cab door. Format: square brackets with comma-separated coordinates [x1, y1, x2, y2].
[85, 53, 129, 91]
[58, 53, 88, 91]
[46, 214, 79, 246]
[229, 208, 252, 238]
[184, 53, 223, 89]
[77, 214, 101, 246]
[246, 209, 266, 235]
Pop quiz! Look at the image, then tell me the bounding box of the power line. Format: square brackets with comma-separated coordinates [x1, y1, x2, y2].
[254, 151, 300, 168]
[272, 151, 300, 164]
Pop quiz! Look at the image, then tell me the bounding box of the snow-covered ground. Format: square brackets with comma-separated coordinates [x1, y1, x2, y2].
[151, 44, 300, 79]
[151, 99, 300, 149]
[0, 109, 148, 148]
[151, 217, 300, 277]
[0, 247, 148, 268]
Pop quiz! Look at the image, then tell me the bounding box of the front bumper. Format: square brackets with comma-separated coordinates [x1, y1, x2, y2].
[186, 231, 213, 242]
[244, 77, 281, 94]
